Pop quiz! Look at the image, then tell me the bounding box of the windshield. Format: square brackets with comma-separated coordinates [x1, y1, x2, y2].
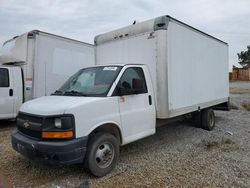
[53, 66, 122, 97]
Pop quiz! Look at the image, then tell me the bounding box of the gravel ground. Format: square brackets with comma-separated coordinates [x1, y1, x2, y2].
[230, 81, 250, 111]
[0, 81, 250, 188]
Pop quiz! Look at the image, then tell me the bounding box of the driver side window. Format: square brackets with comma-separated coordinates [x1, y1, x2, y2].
[113, 67, 147, 96]
[0, 68, 9, 87]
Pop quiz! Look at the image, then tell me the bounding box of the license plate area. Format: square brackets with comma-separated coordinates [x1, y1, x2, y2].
[16, 143, 26, 154]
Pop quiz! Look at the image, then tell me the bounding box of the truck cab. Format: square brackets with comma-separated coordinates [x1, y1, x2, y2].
[12, 64, 156, 176]
[0, 66, 23, 119]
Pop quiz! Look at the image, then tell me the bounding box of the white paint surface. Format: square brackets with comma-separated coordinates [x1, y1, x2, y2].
[167, 21, 229, 114]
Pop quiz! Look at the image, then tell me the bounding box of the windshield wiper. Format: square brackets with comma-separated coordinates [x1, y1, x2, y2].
[51, 90, 63, 95]
[63, 90, 87, 96]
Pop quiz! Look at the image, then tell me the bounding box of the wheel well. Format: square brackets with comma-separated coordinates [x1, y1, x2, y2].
[90, 124, 122, 144]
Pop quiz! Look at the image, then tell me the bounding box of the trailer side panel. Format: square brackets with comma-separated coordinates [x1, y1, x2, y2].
[166, 21, 229, 117]
[33, 34, 94, 98]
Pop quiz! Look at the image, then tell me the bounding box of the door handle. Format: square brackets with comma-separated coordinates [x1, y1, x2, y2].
[148, 95, 152, 105]
[9, 89, 13, 96]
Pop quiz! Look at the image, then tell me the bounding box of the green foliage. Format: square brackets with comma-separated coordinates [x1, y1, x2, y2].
[237, 45, 250, 68]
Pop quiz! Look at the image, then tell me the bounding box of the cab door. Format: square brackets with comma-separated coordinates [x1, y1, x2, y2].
[114, 66, 155, 144]
[0, 67, 15, 119]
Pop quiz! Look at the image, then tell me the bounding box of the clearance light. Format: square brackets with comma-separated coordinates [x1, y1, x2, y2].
[42, 131, 73, 139]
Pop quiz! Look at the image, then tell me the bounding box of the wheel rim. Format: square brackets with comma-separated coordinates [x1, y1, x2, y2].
[209, 111, 215, 127]
[95, 142, 115, 169]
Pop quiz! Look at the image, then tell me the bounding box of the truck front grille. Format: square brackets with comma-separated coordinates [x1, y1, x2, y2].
[17, 112, 43, 139]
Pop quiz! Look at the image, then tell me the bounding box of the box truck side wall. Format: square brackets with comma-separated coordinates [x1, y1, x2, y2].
[33, 33, 94, 98]
[167, 21, 229, 117]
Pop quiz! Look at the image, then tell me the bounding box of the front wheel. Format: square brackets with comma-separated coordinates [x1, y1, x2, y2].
[84, 132, 119, 177]
[201, 108, 215, 131]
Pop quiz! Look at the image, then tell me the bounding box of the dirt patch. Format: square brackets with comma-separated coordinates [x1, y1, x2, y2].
[230, 102, 239, 110]
[230, 88, 250, 94]
[0, 173, 13, 188]
[230, 81, 250, 94]
[203, 138, 235, 151]
[230, 81, 250, 111]
[203, 138, 244, 154]
[242, 101, 250, 111]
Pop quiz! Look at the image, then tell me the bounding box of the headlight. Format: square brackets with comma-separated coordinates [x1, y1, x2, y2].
[42, 115, 75, 140]
[54, 118, 62, 128]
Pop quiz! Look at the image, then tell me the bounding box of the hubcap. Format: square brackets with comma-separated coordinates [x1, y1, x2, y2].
[95, 143, 114, 169]
[209, 112, 215, 127]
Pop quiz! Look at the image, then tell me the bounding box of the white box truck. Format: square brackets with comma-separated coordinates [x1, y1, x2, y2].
[11, 16, 229, 177]
[0, 30, 94, 119]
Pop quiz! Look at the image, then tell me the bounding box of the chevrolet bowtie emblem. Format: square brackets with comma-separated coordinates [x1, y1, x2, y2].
[23, 121, 30, 128]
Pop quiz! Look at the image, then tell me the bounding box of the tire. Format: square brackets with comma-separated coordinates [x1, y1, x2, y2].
[191, 112, 202, 128]
[201, 108, 215, 131]
[84, 132, 119, 177]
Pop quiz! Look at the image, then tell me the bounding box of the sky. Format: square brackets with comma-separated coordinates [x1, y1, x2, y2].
[0, 0, 250, 71]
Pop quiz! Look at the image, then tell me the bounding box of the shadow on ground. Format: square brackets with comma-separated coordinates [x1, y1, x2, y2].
[0, 120, 16, 129]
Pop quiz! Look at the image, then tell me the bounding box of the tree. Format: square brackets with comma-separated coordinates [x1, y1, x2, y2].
[237, 45, 250, 68]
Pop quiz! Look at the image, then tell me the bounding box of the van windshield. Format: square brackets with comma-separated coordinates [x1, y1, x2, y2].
[53, 66, 122, 97]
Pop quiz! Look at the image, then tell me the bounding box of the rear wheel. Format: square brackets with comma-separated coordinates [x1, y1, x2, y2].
[201, 108, 215, 130]
[84, 132, 119, 177]
[191, 111, 202, 128]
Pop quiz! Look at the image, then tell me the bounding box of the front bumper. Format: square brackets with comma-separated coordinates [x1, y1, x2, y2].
[11, 130, 88, 165]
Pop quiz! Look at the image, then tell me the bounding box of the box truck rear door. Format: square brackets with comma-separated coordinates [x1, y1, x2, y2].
[0, 67, 15, 119]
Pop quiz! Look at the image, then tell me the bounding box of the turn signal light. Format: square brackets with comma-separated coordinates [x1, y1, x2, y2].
[42, 131, 73, 139]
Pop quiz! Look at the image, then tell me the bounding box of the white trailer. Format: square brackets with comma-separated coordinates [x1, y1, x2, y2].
[11, 16, 229, 177]
[0, 30, 94, 119]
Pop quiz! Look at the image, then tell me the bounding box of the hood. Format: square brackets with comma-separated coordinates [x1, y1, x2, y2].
[20, 96, 102, 116]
